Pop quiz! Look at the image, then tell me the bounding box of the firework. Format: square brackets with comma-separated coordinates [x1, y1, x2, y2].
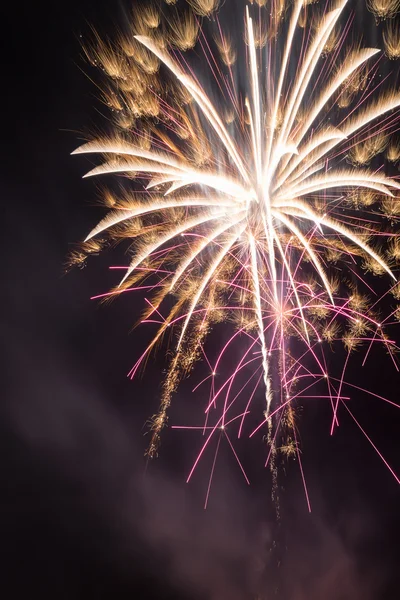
[73, 0, 400, 506]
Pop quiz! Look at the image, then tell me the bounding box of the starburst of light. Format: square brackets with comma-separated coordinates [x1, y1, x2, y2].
[72, 0, 400, 507]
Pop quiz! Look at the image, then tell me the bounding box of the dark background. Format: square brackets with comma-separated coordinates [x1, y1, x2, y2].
[2, 0, 399, 598]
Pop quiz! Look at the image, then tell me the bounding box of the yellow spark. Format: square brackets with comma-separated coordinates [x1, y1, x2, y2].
[348, 133, 388, 166]
[386, 139, 400, 162]
[168, 10, 199, 51]
[187, 0, 220, 17]
[387, 237, 400, 262]
[391, 282, 400, 299]
[343, 332, 362, 352]
[382, 197, 400, 221]
[132, 44, 160, 74]
[323, 322, 341, 344]
[214, 30, 237, 66]
[348, 291, 370, 312]
[323, 27, 340, 55]
[244, 17, 269, 49]
[366, 0, 400, 21]
[83, 31, 127, 79]
[383, 20, 400, 58]
[140, 4, 161, 30]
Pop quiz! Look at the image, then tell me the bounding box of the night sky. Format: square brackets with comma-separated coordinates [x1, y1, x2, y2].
[2, 0, 400, 598]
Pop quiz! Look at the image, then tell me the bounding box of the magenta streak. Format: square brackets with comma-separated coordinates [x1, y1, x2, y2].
[329, 378, 400, 409]
[215, 16, 240, 112]
[268, 318, 281, 354]
[227, 264, 247, 301]
[200, 345, 213, 371]
[285, 315, 326, 375]
[370, 280, 400, 312]
[221, 351, 266, 426]
[109, 266, 173, 274]
[331, 350, 350, 435]
[172, 425, 214, 430]
[341, 402, 400, 485]
[321, 349, 339, 427]
[141, 320, 164, 325]
[250, 375, 329, 438]
[293, 425, 312, 513]
[198, 29, 228, 101]
[128, 345, 153, 379]
[362, 329, 378, 367]
[224, 431, 250, 485]
[187, 368, 267, 483]
[220, 321, 279, 425]
[385, 340, 400, 372]
[91, 281, 167, 300]
[221, 369, 259, 424]
[167, 305, 259, 328]
[144, 297, 165, 321]
[192, 373, 213, 393]
[347, 267, 378, 296]
[186, 413, 231, 483]
[204, 433, 222, 510]
[214, 326, 257, 373]
[297, 395, 350, 399]
[205, 355, 261, 417]
[238, 371, 264, 439]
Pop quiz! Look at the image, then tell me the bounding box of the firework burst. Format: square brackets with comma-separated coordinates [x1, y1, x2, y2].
[73, 0, 400, 507]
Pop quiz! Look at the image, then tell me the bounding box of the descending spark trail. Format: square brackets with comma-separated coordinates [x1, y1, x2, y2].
[72, 0, 400, 502]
